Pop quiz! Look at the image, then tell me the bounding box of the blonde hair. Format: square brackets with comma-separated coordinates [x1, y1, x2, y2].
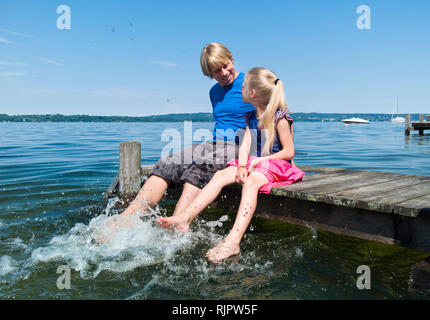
[200, 42, 233, 78]
[245, 67, 291, 155]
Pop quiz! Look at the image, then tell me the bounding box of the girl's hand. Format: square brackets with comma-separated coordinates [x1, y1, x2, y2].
[235, 166, 248, 184]
[248, 156, 269, 172]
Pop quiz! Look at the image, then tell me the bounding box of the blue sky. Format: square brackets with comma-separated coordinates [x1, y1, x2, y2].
[0, 0, 429, 116]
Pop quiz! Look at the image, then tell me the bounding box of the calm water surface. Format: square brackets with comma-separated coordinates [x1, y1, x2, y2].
[0, 121, 429, 299]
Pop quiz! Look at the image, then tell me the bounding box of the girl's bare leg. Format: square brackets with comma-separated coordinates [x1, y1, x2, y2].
[206, 171, 269, 263]
[156, 166, 237, 232]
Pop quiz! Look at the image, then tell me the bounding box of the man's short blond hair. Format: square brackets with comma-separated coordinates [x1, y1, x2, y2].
[200, 42, 233, 78]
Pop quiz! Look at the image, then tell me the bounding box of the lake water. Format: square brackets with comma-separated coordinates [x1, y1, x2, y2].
[1, 121, 429, 299]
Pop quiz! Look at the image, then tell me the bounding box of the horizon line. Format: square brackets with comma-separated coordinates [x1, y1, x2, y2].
[0, 112, 423, 117]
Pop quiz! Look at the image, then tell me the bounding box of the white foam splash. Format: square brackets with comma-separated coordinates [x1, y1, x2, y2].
[204, 214, 229, 229]
[295, 248, 304, 257]
[0, 255, 17, 276]
[304, 223, 318, 240]
[11, 238, 28, 250]
[30, 208, 226, 279]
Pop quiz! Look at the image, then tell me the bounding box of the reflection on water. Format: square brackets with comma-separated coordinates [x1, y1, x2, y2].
[405, 133, 430, 149]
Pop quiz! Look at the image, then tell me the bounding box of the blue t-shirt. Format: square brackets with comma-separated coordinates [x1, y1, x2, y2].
[210, 72, 255, 142]
[245, 109, 293, 159]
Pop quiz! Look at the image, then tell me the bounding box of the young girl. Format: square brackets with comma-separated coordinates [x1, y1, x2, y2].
[157, 67, 305, 263]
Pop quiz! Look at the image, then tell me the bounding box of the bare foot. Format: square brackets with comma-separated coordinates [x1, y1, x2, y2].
[206, 240, 240, 263]
[156, 215, 190, 232]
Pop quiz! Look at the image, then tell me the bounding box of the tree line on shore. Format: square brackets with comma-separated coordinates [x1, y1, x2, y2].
[0, 112, 416, 123]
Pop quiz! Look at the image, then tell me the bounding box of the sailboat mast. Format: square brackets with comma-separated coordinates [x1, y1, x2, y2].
[390, 96, 405, 123]
[396, 96, 399, 115]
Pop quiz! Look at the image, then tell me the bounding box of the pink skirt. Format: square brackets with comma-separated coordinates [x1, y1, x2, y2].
[227, 156, 305, 194]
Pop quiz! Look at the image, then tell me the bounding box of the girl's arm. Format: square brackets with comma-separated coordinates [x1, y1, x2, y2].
[248, 119, 294, 171]
[236, 125, 251, 183]
[238, 125, 252, 164]
[267, 118, 295, 161]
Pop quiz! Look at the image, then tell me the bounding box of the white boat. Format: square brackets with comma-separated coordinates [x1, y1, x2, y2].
[341, 117, 370, 124]
[391, 96, 405, 123]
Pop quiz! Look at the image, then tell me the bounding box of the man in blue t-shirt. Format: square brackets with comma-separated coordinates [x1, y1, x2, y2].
[118, 42, 254, 221]
[210, 72, 255, 142]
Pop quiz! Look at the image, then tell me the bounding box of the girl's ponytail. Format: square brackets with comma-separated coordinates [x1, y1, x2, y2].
[260, 78, 289, 155]
[247, 68, 290, 155]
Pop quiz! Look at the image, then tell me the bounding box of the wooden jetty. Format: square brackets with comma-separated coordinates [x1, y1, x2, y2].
[107, 142, 430, 253]
[405, 114, 430, 135]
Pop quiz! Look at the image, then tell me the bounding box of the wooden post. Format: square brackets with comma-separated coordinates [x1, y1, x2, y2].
[417, 114, 424, 136]
[119, 141, 142, 200]
[405, 114, 410, 136]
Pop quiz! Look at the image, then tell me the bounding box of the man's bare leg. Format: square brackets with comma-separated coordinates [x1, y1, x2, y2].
[171, 182, 202, 216]
[122, 175, 169, 216]
[157, 182, 202, 232]
[153, 182, 202, 232]
[96, 175, 170, 243]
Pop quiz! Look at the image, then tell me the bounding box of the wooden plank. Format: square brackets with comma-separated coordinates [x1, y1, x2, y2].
[327, 176, 427, 214]
[299, 172, 405, 195]
[394, 194, 430, 216]
[412, 123, 430, 128]
[301, 173, 326, 182]
[331, 175, 426, 199]
[279, 170, 374, 193]
[275, 171, 389, 208]
[284, 171, 385, 196]
[360, 181, 430, 203]
[300, 169, 352, 183]
[297, 166, 349, 174]
[356, 181, 430, 216]
[280, 172, 411, 211]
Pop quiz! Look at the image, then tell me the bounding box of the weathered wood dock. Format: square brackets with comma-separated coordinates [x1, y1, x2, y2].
[107, 142, 430, 253]
[405, 114, 430, 135]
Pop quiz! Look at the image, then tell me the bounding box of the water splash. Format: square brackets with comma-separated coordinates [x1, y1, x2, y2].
[29, 204, 249, 281]
[0, 256, 17, 276]
[32, 211, 185, 278]
[2, 196, 311, 299]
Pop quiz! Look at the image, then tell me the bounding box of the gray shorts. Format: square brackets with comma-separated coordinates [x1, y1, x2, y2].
[151, 140, 239, 189]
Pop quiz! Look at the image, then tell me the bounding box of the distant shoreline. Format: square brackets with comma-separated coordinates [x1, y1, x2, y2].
[0, 112, 420, 123]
